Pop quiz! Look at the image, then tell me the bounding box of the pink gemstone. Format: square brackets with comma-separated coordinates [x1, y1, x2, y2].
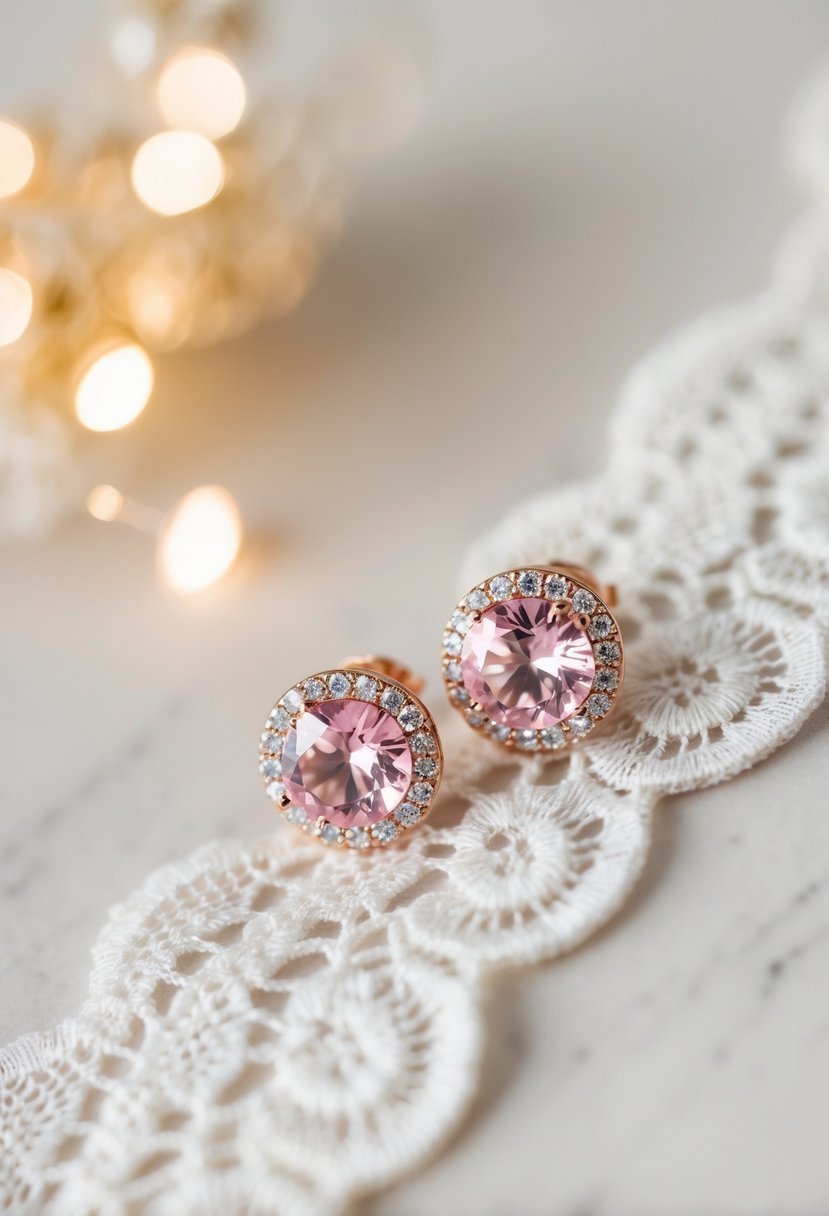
[461, 597, 595, 729]
[281, 699, 413, 828]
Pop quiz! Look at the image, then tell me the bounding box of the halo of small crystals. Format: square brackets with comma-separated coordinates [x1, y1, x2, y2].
[442, 568, 625, 752]
[259, 669, 443, 848]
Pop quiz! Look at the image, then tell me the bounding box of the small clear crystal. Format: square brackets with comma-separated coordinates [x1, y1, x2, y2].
[588, 692, 611, 717]
[266, 780, 285, 801]
[444, 660, 462, 682]
[286, 806, 308, 825]
[380, 687, 405, 716]
[410, 731, 436, 754]
[268, 708, 291, 731]
[348, 828, 370, 849]
[539, 725, 566, 750]
[451, 611, 471, 635]
[594, 668, 618, 692]
[594, 640, 621, 664]
[466, 589, 490, 611]
[450, 686, 471, 705]
[571, 588, 597, 614]
[327, 672, 351, 697]
[544, 574, 568, 599]
[260, 731, 282, 753]
[487, 721, 510, 742]
[354, 675, 378, 701]
[443, 631, 463, 657]
[320, 823, 341, 844]
[411, 782, 433, 805]
[398, 704, 424, 732]
[394, 802, 421, 826]
[282, 688, 304, 713]
[373, 819, 399, 843]
[588, 615, 613, 640]
[261, 757, 282, 780]
[516, 570, 541, 596]
[489, 575, 514, 600]
[515, 729, 537, 750]
[415, 756, 438, 778]
[465, 709, 485, 728]
[303, 677, 327, 701]
[569, 715, 592, 737]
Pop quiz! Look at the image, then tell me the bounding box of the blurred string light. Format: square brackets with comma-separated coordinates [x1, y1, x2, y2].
[87, 482, 242, 594]
[86, 483, 125, 522]
[75, 343, 154, 431]
[0, 0, 428, 552]
[158, 485, 242, 593]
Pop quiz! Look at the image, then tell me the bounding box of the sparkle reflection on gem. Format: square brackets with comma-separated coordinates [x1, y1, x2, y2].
[461, 597, 595, 729]
[569, 715, 592, 737]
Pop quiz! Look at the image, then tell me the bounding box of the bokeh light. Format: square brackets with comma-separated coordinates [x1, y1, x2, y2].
[157, 48, 246, 139]
[0, 119, 36, 198]
[75, 343, 154, 431]
[110, 14, 158, 77]
[0, 269, 33, 346]
[126, 257, 193, 348]
[159, 485, 242, 593]
[131, 131, 224, 216]
[87, 484, 125, 522]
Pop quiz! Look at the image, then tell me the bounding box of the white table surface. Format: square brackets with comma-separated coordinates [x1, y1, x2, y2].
[2, 3, 829, 1213]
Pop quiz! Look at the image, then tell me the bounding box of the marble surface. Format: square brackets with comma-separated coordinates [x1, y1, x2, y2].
[3, 3, 829, 1213]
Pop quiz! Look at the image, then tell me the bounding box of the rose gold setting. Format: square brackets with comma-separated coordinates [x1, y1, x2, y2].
[441, 564, 625, 752]
[338, 655, 426, 695]
[259, 657, 443, 849]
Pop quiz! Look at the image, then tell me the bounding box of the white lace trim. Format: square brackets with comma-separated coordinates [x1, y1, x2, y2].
[4, 56, 829, 1216]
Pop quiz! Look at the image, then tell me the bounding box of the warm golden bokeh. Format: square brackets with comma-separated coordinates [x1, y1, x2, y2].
[157, 48, 246, 139]
[131, 131, 224, 216]
[126, 257, 193, 348]
[109, 14, 157, 77]
[0, 119, 36, 198]
[86, 484, 125, 522]
[74, 343, 154, 431]
[0, 268, 33, 346]
[158, 485, 242, 593]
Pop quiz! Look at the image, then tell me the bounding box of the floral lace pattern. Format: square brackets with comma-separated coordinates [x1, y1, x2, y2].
[4, 58, 829, 1216]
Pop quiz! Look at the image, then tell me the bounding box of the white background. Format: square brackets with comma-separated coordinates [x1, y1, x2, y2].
[2, 3, 829, 1213]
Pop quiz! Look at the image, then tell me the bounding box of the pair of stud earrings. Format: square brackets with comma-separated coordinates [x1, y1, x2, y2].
[259, 562, 624, 849]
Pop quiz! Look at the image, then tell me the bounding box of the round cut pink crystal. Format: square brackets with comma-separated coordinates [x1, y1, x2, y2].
[281, 699, 413, 827]
[461, 597, 595, 729]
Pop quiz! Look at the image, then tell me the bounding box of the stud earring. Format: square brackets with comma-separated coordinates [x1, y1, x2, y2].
[441, 563, 623, 752]
[260, 657, 443, 849]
